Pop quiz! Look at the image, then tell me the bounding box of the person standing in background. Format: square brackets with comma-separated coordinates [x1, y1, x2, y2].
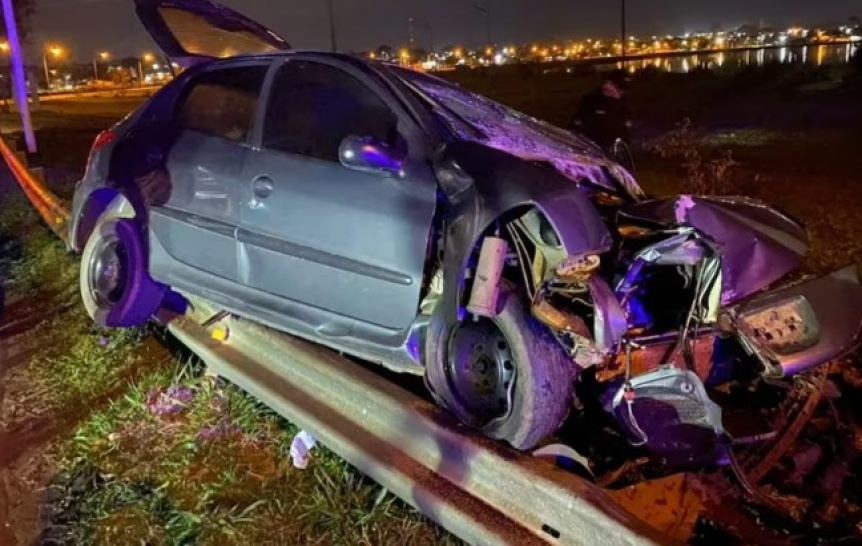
[570, 69, 633, 151]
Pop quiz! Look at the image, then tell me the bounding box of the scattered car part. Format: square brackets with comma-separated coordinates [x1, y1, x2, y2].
[729, 266, 862, 378]
[606, 365, 726, 468]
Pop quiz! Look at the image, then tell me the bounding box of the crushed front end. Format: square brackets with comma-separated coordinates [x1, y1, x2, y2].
[515, 193, 862, 472]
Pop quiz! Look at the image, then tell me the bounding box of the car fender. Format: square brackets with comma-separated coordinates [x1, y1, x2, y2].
[70, 186, 149, 253]
[430, 141, 613, 338]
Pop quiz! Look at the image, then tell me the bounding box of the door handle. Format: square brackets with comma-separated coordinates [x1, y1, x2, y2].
[252, 175, 275, 199]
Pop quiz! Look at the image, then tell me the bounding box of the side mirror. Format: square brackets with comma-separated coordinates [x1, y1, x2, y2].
[339, 135, 406, 177]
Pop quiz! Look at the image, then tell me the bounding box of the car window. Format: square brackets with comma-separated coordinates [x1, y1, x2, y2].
[262, 60, 398, 163]
[177, 64, 269, 142]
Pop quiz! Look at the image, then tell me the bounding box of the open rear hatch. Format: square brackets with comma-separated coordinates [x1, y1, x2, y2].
[134, 0, 290, 68]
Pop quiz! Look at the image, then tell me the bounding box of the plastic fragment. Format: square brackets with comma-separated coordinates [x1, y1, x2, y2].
[533, 444, 593, 477]
[290, 430, 318, 470]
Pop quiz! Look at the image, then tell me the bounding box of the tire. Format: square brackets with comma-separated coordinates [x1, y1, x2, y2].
[425, 281, 576, 451]
[80, 217, 166, 328]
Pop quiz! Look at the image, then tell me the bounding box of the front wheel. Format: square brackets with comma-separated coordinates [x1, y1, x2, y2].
[80, 217, 166, 328]
[425, 282, 576, 450]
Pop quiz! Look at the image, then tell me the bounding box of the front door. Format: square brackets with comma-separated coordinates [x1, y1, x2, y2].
[149, 60, 270, 283]
[238, 58, 437, 331]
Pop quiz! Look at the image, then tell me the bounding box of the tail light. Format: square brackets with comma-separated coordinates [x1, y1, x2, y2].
[90, 129, 116, 155]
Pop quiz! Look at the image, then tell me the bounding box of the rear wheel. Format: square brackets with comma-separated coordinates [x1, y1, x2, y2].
[80, 217, 165, 328]
[425, 282, 576, 450]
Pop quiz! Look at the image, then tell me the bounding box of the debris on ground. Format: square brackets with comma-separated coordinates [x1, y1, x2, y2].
[289, 430, 318, 470]
[144, 386, 196, 417]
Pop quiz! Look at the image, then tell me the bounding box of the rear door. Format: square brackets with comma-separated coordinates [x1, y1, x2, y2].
[237, 57, 438, 331]
[134, 0, 290, 67]
[148, 59, 271, 283]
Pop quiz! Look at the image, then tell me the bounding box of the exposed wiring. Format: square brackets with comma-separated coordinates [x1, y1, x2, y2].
[506, 223, 536, 301]
[623, 340, 648, 447]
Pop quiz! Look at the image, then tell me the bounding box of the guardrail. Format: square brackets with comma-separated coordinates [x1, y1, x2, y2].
[0, 132, 677, 546]
[0, 135, 69, 240]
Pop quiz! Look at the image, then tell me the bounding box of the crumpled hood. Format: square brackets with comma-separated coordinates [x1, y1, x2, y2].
[619, 195, 809, 304]
[387, 65, 644, 199]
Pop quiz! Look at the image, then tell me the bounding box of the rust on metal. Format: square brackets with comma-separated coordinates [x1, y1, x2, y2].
[743, 367, 826, 484]
[605, 474, 703, 543]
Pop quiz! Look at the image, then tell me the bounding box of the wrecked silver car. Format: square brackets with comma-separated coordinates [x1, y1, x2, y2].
[68, 0, 862, 470]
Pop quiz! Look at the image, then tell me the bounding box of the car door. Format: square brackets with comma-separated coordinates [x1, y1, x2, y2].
[238, 58, 438, 331]
[133, 0, 290, 68]
[148, 60, 270, 283]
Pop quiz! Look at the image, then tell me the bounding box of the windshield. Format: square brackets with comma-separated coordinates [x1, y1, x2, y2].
[386, 65, 644, 198]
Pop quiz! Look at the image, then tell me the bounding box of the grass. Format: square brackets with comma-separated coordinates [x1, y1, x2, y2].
[0, 204, 460, 545]
[56, 366, 457, 545]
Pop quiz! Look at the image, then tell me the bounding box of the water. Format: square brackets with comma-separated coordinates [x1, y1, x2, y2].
[615, 43, 860, 74]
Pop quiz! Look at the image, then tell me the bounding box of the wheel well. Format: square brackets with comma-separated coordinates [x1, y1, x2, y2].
[73, 189, 137, 251]
[459, 205, 562, 306]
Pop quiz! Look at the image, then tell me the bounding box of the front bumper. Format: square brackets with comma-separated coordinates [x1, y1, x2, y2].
[729, 265, 862, 378]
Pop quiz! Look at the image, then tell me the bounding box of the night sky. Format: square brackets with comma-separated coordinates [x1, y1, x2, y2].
[26, 0, 862, 61]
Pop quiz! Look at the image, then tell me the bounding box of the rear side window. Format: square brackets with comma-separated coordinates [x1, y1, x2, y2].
[262, 60, 397, 163]
[177, 64, 269, 142]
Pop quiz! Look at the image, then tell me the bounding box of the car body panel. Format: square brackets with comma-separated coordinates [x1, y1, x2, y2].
[149, 130, 246, 282]
[148, 224, 428, 375]
[387, 65, 644, 199]
[133, 0, 289, 68]
[619, 195, 809, 305]
[235, 56, 438, 331]
[430, 140, 615, 335]
[731, 265, 862, 377]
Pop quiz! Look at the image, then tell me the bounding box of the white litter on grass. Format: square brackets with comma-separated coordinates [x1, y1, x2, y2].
[290, 430, 318, 470]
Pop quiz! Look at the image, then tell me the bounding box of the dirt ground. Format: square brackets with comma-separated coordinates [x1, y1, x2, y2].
[1, 62, 861, 544]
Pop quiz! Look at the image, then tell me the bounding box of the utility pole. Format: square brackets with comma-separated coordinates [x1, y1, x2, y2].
[413, 19, 434, 58]
[327, 0, 337, 52]
[42, 54, 50, 91]
[621, 0, 627, 60]
[473, 4, 491, 46]
[1, 0, 35, 153]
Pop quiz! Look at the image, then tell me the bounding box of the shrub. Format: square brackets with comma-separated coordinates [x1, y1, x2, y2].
[644, 118, 740, 195]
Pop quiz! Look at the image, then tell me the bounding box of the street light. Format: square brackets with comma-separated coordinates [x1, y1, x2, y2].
[94, 51, 109, 84]
[0, 42, 9, 54]
[43, 44, 64, 92]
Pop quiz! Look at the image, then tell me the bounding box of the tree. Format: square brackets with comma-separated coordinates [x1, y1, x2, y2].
[0, 0, 36, 41]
